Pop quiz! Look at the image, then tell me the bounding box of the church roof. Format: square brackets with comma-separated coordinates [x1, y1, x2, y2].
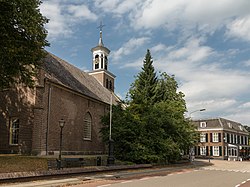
[42, 52, 118, 105]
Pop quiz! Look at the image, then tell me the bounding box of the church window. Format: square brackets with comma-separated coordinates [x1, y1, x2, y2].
[94, 55, 99, 69]
[83, 112, 92, 140]
[104, 56, 108, 70]
[109, 80, 112, 90]
[101, 54, 104, 69]
[9, 118, 19, 145]
[106, 79, 109, 88]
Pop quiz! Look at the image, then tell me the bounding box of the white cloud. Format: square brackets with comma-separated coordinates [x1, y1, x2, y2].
[188, 98, 237, 114]
[243, 60, 250, 67]
[151, 43, 169, 53]
[226, 15, 250, 42]
[68, 4, 98, 20]
[40, 1, 72, 38]
[111, 37, 150, 61]
[131, 0, 250, 28]
[122, 38, 250, 124]
[93, 0, 142, 16]
[239, 102, 250, 109]
[225, 110, 250, 125]
[40, 1, 98, 40]
[122, 57, 144, 69]
[167, 38, 213, 63]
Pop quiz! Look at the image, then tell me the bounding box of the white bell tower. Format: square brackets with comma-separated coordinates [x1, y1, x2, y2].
[89, 22, 115, 92]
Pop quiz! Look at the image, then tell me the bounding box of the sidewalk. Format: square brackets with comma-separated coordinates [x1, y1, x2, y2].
[0, 164, 152, 181]
[198, 159, 250, 172]
[0, 161, 212, 187]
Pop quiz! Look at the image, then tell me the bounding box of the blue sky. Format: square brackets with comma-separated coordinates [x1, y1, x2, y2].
[40, 0, 250, 125]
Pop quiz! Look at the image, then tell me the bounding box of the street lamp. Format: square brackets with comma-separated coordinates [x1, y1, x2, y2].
[189, 108, 206, 162]
[189, 108, 206, 117]
[107, 93, 115, 166]
[58, 119, 65, 169]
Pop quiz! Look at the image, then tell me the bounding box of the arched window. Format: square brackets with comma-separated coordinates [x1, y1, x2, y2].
[10, 118, 19, 145]
[109, 80, 112, 90]
[94, 55, 99, 69]
[101, 54, 104, 69]
[83, 112, 92, 140]
[104, 56, 108, 70]
[106, 79, 109, 89]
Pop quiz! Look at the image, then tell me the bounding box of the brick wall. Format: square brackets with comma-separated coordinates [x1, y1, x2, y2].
[0, 87, 35, 154]
[32, 81, 109, 155]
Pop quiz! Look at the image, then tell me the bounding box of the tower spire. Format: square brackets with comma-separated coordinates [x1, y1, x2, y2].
[97, 21, 105, 46]
[90, 22, 115, 92]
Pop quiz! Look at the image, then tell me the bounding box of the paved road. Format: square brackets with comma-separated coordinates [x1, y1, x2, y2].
[2, 159, 250, 187]
[73, 159, 250, 187]
[89, 169, 250, 187]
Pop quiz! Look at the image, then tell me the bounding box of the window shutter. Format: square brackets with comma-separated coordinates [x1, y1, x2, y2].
[206, 146, 209, 156]
[206, 133, 208, 142]
[219, 146, 222, 156]
[210, 146, 213, 156]
[198, 146, 200, 155]
[210, 133, 213, 142]
[219, 133, 221, 142]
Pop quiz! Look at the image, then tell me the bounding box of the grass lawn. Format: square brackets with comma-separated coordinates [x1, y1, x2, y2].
[0, 155, 48, 173]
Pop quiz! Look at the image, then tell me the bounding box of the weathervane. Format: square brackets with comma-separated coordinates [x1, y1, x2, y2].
[97, 21, 105, 46]
[97, 21, 105, 33]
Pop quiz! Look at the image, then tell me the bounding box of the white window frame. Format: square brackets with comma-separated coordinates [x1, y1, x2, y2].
[213, 146, 219, 156]
[224, 133, 227, 142]
[9, 118, 19, 145]
[213, 133, 219, 142]
[200, 122, 206, 128]
[225, 146, 227, 156]
[200, 146, 206, 156]
[200, 133, 206, 142]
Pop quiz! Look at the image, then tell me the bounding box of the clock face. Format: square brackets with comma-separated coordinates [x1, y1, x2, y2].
[95, 58, 99, 64]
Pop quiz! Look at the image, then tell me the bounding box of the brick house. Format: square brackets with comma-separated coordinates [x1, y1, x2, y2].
[193, 118, 250, 160]
[0, 29, 119, 156]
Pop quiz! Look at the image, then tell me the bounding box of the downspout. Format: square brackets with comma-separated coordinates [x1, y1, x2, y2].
[46, 82, 52, 155]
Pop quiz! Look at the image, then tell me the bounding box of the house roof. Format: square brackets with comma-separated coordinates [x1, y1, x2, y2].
[42, 52, 119, 105]
[193, 118, 249, 133]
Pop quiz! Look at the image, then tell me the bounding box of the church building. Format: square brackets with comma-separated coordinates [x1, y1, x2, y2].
[0, 28, 119, 156]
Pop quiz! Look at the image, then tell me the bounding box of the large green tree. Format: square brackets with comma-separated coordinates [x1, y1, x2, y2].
[101, 50, 196, 164]
[128, 49, 158, 111]
[0, 0, 49, 90]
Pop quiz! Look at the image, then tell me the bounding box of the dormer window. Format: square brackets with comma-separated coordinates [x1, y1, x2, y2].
[239, 125, 243, 131]
[200, 122, 206, 128]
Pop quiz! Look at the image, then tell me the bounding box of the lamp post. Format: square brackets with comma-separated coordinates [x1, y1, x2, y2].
[107, 93, 115, 166]
[189, 108, 206, 162]
[58, 119, 65, 169]
[189, 108, 206, 118]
